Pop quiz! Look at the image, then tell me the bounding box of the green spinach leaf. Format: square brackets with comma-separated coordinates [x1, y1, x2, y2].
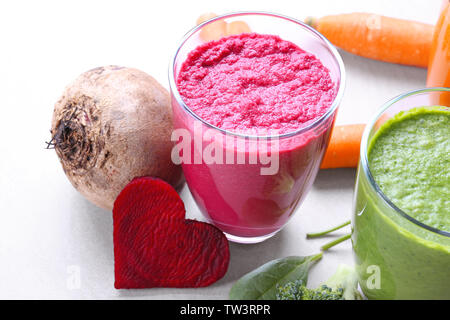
[229, 253, 322, 300]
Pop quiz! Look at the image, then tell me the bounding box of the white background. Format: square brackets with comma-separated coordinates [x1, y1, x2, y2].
[0, 0, 441, 299]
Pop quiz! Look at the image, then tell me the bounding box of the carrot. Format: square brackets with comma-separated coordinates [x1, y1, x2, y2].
[196, 12, 218, 25]
[226, 20, 251, 35]
[197, 13, 227, 42]
[320, 124, 365, 169]
[197, 13, 251, 42]
[305, 13, 434, 68]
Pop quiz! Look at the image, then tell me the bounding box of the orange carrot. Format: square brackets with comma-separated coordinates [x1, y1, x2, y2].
[197, 13, 251, 42]
[197, 13, 227, 42]
[305, 13, 434, 68]
[226, 20, 251, 35]
[320, 124, 365, 169]
[196, 12, 218, 25]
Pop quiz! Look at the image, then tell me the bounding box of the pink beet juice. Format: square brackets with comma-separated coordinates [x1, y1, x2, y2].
[169, 13, 345, 243]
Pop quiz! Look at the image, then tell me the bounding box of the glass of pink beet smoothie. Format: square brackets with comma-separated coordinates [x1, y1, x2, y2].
[169, 12, 345, 243]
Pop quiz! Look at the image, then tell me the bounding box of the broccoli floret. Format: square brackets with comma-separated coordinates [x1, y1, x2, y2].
[276, 280, 345, 300]
[276, 265, 362, 300]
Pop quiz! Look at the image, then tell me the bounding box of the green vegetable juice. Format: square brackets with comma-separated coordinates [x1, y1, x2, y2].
[353, 106, 450, 300]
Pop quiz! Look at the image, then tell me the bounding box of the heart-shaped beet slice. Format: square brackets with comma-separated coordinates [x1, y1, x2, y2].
[113, 177, 230, 289]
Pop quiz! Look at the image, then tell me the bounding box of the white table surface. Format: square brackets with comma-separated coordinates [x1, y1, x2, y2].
[0, 0, 441, 299]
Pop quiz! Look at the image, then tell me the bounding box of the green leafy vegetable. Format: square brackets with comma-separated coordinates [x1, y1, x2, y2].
[306, 220, 351, 238]
[324, 264, 362, 300]
[321, 234, 352, 251]
[306, 220, 352, 251]
[277, 280, 345, 300]
[229, 253, 322, 300]
[276, 264, 363, 300]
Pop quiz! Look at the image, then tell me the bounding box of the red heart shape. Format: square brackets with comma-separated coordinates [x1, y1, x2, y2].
[113, 177, 230, 289]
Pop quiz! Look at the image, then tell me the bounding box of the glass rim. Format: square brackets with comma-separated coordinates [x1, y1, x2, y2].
[167, 11, 346, 140]
[360, 87, 450, 238]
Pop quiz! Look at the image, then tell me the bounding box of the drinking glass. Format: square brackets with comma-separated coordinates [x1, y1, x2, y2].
[352, 88, 450, 299]
[169, 12, 345, 243]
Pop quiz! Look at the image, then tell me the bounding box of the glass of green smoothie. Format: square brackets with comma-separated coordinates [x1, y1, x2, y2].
[352, 87, 450, 300]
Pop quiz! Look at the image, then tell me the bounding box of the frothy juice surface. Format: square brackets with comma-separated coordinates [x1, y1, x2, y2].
[174, 33, 337, 239]
[177, 33, 335, 134]
[369, 108, 450, 231]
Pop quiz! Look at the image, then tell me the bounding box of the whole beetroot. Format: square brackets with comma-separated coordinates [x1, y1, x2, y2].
[49, 66, 183, 210]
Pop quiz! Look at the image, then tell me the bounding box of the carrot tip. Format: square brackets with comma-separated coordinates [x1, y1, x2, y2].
[304, 16, 318, 29]
[196, 12, 218, 25]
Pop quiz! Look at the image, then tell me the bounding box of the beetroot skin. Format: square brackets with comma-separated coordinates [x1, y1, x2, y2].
[113, 177, 230, 289]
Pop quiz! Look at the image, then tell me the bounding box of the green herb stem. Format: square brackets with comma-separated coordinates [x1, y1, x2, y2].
[310, 252, 323, 262]
[320, 234, 351, 251]
[306, 220, 351, 238]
